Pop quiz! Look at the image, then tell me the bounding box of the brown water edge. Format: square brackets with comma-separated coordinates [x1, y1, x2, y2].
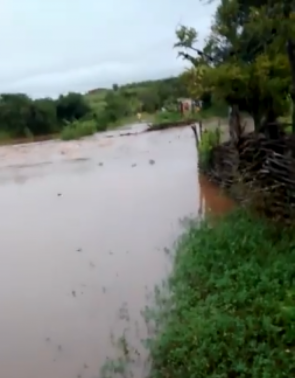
[0, 134, 59, 146]
[0, 125, 232, 378]
[198, 174, 235, 217]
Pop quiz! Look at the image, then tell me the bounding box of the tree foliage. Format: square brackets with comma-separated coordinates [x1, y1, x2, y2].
[0, 92, 91, 138]
[175, 0, 295, 132]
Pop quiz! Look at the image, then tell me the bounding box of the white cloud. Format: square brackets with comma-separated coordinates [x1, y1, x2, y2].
[0, 0, 216, 97]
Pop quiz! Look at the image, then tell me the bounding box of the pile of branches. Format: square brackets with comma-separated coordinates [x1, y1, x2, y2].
[202, 130, 295, 219]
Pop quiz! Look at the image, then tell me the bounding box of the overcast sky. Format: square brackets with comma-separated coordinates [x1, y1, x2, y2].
[0, 0, 216, 98]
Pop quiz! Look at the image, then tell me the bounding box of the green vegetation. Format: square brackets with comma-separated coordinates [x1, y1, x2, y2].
[0, 92, 92, 141]
[60, 119, 96, 140]
[85, 77, 190, 130]
[0, 76, 190, 142]
[198, 127, 221, 168]
[175, 0, 295, 136]
[146, 210, 295, 378]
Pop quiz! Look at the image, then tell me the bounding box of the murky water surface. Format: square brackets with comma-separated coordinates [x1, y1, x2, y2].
[0, 124, 232, 378]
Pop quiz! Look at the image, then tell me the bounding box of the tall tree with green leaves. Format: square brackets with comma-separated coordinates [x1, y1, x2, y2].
[175, 0, 291, 135]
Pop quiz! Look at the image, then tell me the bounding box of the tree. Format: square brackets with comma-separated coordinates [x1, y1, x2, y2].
[56, 92, 91, 122]
[0, 94, 36, 136]
[103, 91, 130, 122]
[242, 0, 295, 131]
[207, 0, 295, 131]
[29, 98, 58, 135]
[112, 83, 119, 91]
[174, 0, 292, 136]
[139, 89, 160, 113]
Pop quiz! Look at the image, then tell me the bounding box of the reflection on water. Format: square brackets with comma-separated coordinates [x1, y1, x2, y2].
[0, 125, 231, 378]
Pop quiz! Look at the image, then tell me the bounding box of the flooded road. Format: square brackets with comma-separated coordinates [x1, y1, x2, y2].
[0, 124, 232, 378]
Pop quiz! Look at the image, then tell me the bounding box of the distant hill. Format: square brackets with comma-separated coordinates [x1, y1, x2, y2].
[86, 77, 180, 95]
[86, 88, 109, 95]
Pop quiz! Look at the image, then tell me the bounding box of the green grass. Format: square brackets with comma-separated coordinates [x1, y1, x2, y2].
[144, 210, 295, 378]
[60, 119, 97, 140]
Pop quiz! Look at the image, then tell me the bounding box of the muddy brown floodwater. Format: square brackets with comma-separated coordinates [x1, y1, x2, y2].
[0, 123, 233, 378]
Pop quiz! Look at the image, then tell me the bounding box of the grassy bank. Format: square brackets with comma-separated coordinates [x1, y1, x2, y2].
[146, 210, 295, 378]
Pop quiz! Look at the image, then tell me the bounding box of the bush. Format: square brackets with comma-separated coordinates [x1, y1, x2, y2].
[56, 92, 91, 123]
[198, 127, 221, 169]
[94, 111, 110, 132]
[60, 119, 96, 140]
[147, 210, 295, 378]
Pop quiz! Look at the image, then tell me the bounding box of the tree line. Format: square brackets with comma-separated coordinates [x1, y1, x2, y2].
[0, 92, 92, 139]
[0, 76, 190, 140]
[175, 0, 295, 138]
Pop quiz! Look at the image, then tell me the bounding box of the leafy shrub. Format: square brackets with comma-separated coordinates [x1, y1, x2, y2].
[56, 92, 91, 122]
[61, 119, 96, 140]
[94, 110, 112, 132]
[198, 127, 221, 169]
[147, 210, 295, 378]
